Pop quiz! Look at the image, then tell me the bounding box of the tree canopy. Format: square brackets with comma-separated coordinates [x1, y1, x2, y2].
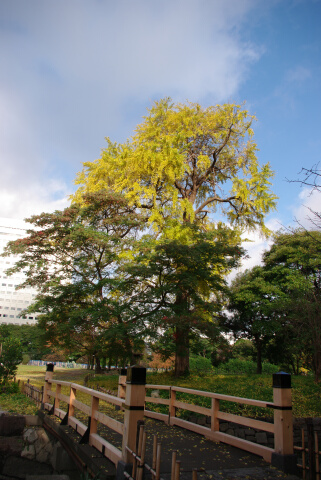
[72, 98, 277, 375]
[75, 98, 277, 236]
[2, 191, 147, 370]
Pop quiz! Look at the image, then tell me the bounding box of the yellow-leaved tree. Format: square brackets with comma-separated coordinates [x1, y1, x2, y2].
[74, 98, 277, 375]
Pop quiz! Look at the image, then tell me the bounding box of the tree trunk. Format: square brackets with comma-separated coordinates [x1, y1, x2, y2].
[174, 326, 190, 376]
[254, 335, 262, 374]
[95, 356, 103, 373]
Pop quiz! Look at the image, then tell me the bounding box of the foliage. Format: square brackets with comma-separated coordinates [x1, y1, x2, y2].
[148, 353, 175, 371]
[121, 224, 244, 375]
[21, 354, 30, 365]
[0, 327, 23, 384]
[88, 371, 321, 419]
[263, 229, 321, 382]
[189, 355, 212, 372]
[232, 339, 256, 361]
[0, 392, 38, 415]
[224, 265, 283, 374]
[0, 324, 49, 360]
[75, 98, 276, 235]
[214, 358, 279, 375]
[2, 190, 147, 370]
[74, 98, 277, 376]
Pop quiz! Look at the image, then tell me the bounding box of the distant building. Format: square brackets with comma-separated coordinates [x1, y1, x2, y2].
[0, 218, 38, 325]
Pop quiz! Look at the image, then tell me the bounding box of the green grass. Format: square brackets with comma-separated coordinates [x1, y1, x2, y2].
[1, 366, 320, 418]
[89, 371, 321, 419]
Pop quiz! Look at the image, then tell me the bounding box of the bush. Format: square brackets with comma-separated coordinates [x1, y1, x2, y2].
[21, 354, 30, 365]
[189, 355, 212, 373]
[0, 337, 23, 384]
[214, 358, 279, 374]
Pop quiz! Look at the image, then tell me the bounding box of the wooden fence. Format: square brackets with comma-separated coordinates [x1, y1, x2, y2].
[294, 424, 320, 480]
[21, 379, 44, 408]
[125, 423, 198, 480]
[39, 366, 294, 472]
[119, 372, 293, 464]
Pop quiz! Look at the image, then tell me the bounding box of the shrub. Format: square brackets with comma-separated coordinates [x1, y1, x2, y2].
[21, 354, 30, 365]
[189, 355, 212, 373]
[214, 358, 279, 374]
[0, 337, 23, 384]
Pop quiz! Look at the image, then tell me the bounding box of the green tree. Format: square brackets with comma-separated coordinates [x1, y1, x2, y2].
[121, 224, 243, 375]
[74, 98, 277, 375]
[263, 229, 321, 382]
[225, 266, 283, 374]
[2, 191, 146, 371]
[0, 326, 22, 383]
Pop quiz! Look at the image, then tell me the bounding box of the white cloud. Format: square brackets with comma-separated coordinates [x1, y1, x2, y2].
[293, 187, 321, 229]
[0, 0, 265, 220]
[0, 180, 70, 220]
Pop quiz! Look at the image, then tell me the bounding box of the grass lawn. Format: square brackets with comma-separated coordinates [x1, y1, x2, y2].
[1, 366, 320, 418]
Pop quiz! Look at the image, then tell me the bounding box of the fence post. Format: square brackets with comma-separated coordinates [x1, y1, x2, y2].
[43, 363, 54, 406]
[169, 387, 176, 425]
[271, 372, 297, 475]
[121, 366, 146, 464]
[118, 368, 127, 399]
[211, 398, 220, 432]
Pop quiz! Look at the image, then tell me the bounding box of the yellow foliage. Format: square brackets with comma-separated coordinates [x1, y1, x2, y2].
[74, 98, 277, 238]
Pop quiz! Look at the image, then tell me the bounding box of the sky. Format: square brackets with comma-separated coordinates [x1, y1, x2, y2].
[1, 0, 320, 269]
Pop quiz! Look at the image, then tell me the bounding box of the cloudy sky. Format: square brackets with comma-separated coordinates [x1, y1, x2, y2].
[1, 0, 320, 267]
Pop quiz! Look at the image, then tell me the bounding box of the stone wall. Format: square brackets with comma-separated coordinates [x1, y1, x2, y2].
[187, 414, 321, 448]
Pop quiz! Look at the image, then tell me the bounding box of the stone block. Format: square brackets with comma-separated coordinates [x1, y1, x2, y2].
[255, 432, 268, 444]
[226, 428, 234, 436]
[245, 435, 256, 443]
[197, 417, 206, 426]
[21, 444, 36, 460]
[0, 414, 26, 436]
[26, 477, 70, 480]
[0, 436, 24, 455]
[35, 429, 51, 451]
[220, 422, 229, 432]
[25, 415, 42, 426]
[3, 456, 52, 478]
[234, 428, 245, 439]
[50, 442, 76, 471]
[24, 427, 38, 444]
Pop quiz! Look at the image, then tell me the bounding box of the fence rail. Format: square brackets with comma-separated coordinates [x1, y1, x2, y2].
[29, 366, 295, 474]
[127, 379, 290, 463]
[43, 377, 125, 466]
[21, 380, 43, 407]
[295, 427, 320, 480]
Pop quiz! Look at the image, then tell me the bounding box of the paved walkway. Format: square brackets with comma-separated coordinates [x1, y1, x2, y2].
[93, 416, 301, 480]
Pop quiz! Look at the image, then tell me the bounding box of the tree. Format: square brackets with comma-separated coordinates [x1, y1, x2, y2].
[121, 224, 243, 375]
[263, 229, 321, 382]
[225, 266, 284, 373]
[2, 191, 147, 371]
[0, 326, 22, 384]
[288, 164, 321, 231]
[74, 98, 277, 375]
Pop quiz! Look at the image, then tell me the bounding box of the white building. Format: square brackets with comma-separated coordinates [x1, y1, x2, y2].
[0, 218, 38, 325]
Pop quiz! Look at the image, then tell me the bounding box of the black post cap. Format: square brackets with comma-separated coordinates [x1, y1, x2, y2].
[273, 371, 291, 389]
[46, 363, 54, 372]
[120, 368, 127, 376]
[126, 366, 146, 385]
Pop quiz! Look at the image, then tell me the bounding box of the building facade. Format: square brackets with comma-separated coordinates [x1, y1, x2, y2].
[0, 218, 37, 325]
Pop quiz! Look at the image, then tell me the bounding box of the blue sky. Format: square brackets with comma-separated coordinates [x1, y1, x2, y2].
[0, 0, 320, 267]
